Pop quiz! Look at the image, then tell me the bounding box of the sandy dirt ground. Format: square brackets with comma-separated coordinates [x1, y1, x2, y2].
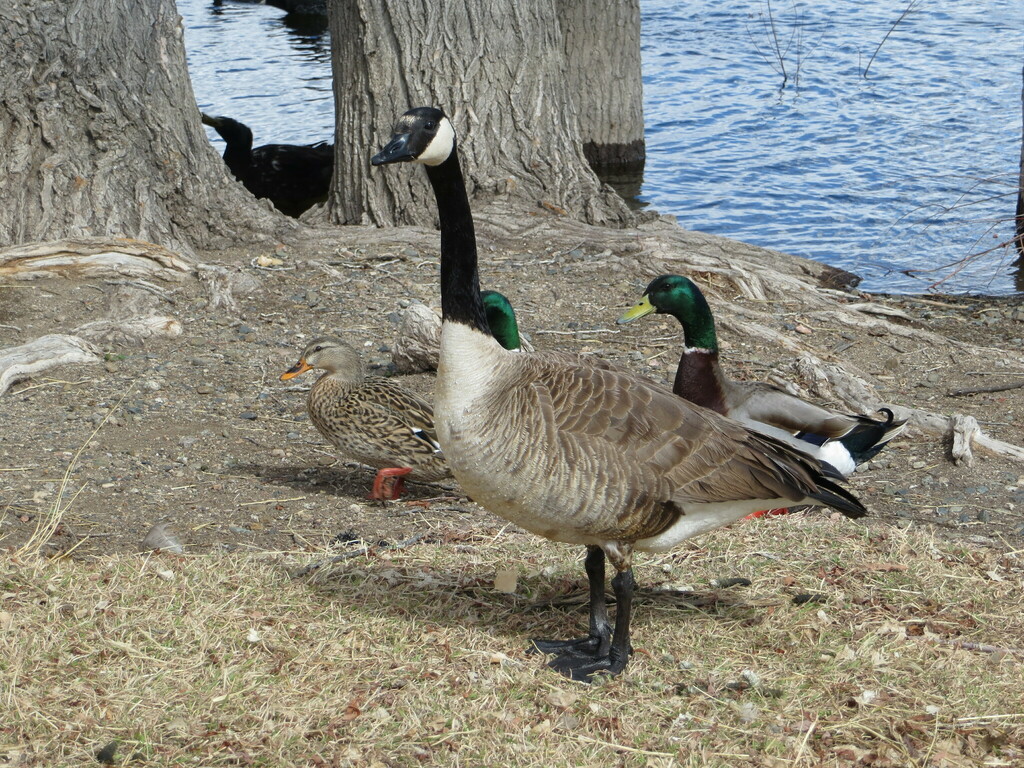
[1, 220, 1022, 559]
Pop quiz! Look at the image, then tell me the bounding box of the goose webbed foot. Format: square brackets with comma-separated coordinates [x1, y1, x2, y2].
[529, 634, 605, 657]
[537, 562, 637, 684]
[368, 467, 412, 500]
[529, 546, 611, 658]
[547, 644, 631, 683]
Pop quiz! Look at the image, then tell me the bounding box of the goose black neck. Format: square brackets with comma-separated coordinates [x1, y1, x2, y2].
[425, 151, 490, 335]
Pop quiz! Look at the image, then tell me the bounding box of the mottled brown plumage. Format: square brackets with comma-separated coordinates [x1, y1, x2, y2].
[281, 338, 450, 496]
[437, 325, 863, 553]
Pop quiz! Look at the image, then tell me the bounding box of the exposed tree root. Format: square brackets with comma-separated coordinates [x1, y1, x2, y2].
[0, 237, 194, 281]
[0, 334, 101, 396]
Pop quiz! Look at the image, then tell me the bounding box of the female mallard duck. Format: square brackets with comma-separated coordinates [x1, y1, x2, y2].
[201, 113, 333, 217]
[618, 274, 906, 476]
[371, 107, 865, 682]
[280, 338, 449, 500]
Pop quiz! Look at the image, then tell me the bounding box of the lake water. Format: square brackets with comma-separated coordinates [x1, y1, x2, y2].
[180, 0, 1024, 295]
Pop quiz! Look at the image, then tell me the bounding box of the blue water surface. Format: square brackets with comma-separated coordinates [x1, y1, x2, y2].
[180, 0, 1024, 294]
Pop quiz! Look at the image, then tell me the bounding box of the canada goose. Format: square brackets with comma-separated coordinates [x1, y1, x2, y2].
[280, 338, 449, 500]
[371, 107, 865, 682]
[201, 113, 333, 217]
[618, 274, 906, 475]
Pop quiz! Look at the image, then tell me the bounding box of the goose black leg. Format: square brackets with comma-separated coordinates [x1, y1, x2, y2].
[530, 546, 611, 658]
[547, 566, 635, 682]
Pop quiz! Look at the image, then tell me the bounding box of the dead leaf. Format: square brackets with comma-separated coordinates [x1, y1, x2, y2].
[494, 569, 518, 593]
[545, 690, 578, 710]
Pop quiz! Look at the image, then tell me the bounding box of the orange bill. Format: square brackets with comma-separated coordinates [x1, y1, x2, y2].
[280, 359, 313, 381]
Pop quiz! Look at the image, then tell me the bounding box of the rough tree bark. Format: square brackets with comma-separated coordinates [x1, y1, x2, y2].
[327, 0, 632, 228]
[1015, 63, 1023, 266]
[0, 0, 288, 255]
[556, 0, 645, 174]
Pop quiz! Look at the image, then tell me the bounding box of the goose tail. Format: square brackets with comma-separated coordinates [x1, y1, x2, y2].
[809, 476, 868, 519]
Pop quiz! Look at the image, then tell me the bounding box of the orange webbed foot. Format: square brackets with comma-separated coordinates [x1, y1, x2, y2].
[369, 467, 413, 501]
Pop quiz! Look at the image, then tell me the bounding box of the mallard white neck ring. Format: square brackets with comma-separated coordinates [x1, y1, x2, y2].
[416, 117, 456, 166]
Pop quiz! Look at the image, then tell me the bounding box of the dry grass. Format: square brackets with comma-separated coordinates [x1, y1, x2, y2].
[2, 515, 1023, 767]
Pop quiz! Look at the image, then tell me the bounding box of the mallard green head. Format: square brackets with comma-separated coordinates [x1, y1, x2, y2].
[617, 274, 718, 351]
[481, 290, 521, 351]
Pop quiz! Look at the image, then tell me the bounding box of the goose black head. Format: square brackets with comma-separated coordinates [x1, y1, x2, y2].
[371, 107, 455, 167]
[200, 113, 254, 151]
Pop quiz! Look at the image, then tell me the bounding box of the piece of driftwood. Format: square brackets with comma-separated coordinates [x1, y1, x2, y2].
[196, 264, 263, 314]
[75, 315, 183, 346]
[902, 410, 1024, 466]
[0, 334, 101, 396]
[843, 302, 915, 321]
[951, 414, 981, 467]
[0, 237, 194, 281]
[948, 381, 1024, 397]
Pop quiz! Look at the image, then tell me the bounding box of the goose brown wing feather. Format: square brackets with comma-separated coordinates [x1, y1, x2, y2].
[520, 353, 837, 508]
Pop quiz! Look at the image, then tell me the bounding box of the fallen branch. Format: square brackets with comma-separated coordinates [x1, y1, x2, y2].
[929, 637, 1024, 658]
[0, 237, 194, 281]
[75, 315, 183, 346]
[291, 533, 425, 578]
[0, 334, 101, 396]
[948, 381, 1024, 397]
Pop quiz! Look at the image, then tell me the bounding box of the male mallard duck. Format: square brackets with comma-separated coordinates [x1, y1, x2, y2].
[481, 290, 523, 351]
[393, 290, 525, 373]
[618, 274, 906, 476]
[372, 107, 866, 682]
[201, 113, 333, 217]
[280, 338, 449, 500]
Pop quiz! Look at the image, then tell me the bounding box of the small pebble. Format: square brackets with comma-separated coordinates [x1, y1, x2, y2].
[196, 385, 213, 395]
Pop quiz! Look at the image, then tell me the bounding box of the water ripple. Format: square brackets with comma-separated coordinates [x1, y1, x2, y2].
[179, 0, 1023, 293]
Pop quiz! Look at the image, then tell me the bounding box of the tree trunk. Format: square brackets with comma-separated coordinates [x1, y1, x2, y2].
[1015, 63, 1023, 266]
[556, 0, 645, 175]
[0, 0, 287, 255]
[327, 0, 631, 228]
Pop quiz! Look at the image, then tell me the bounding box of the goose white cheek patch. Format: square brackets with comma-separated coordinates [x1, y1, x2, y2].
[416, 117, 455, 166]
